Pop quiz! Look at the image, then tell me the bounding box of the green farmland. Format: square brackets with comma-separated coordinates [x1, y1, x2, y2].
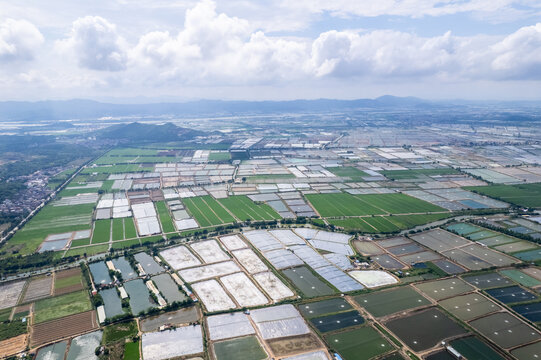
[218, 196, 281, 222]
[381, 168, 460, 180]
[465, 183, 541, 208]
[155, 201, 176, 233]
[328, 166, 369, 181]
[33, 290, 92, 324]
[306, 192, 446, 218]
[183, 195, 236, 227]
[4, 203, 94, 255]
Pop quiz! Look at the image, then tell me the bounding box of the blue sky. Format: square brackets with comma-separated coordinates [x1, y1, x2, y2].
[1, 0, 541, 101]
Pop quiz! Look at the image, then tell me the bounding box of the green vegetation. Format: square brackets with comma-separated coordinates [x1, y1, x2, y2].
[124, 341, 140, 359]
[306, 193, 383, 217]
[125, 218, 138, 239]
[64, 244, 109, 258]
[328, 166, 369, 181]
[70, 238, 90, 247]
[34, 290, 92, 324]
[103, 320, 138, 344]
[465, 183, 541, 208]
[208, 151, 231, 161]
[0, 320, 27, 341]
[4, 203, 94, 255]
[156, 201, 176, 233]
[0, 308, 11, 322]
[219, 196, 281, 221]
[54, 273, 83, 290]
[92, 219, 111, 244]
[381, 168, 460, 180]
[183, 196, 236, 227]
[81, 164, 152, 175]
[112, 218, 124, 241]
[213, 336, 267, 360]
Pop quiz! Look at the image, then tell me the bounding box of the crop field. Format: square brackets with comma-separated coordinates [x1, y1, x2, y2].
[80, 164, 152, 174]
[64, 244, 109, 257]
[0, 281, 25, 310]
[22, 277, 52, 302]
[328, 213, 450, 232]
[353, 286, 431, 318]
[91, 219, 111, 244]
[324, 326, 393, 360]
[112, 218, 124, 241]
[0, 321, 27, 341]
[6, 203, 94, 255]
[31, 310, 98, 347]
[208, 151, 231, 161]
[33, 290, 92, 324]
[306, 193, 384, 217]
[469, 312, 541, 349]
[0, 334, 27, 358]
[328, 166, 369, 181]
[103, 320, 138, 344]
[465, 183, 541, 208]
[155, 201, 176, 233]
[282, 266, 335, 297]
[384, 308, 467, 352]
[183, 196, 235, 227]
[381, 168, 460, 180]
[213, 336, 267, 360]
[219, 196, 281, 221]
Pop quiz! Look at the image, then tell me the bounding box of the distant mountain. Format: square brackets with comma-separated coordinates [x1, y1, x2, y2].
[0, 96, 434, 121]
[0, 96, 539, 122]
[93, 122, 203, 143]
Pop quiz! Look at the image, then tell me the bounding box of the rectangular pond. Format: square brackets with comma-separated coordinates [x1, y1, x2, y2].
[99, 288, 124, 319]
[89, 261, 112, 285]
[124, 279, 154, 315]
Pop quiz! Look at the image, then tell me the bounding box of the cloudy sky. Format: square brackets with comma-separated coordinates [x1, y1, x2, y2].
[1, 0, 541, 101]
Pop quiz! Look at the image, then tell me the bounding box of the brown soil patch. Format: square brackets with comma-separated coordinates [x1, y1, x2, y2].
[56, 267, 81, 279]
[31, 310, 98, 347]
[54, 283, 84, 296]
[0, 334, 27, 358]
[266, 333, 322, 357]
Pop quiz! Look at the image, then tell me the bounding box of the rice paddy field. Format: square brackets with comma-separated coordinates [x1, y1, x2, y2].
[5, 203, 94, 255]
[183, 195, 236, 227]
[465, 183, 541, 208]
[218, 195, 281, 221]
[155, 201, 176, 233]
[307, 193, 443, 218]
[33, 290, 92, 324]
[329, 213, 451, 233]
[381, 168, 460, 180]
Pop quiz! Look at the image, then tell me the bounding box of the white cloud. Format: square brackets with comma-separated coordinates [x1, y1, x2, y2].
[58, 16, 127, 71]
[280, 0, 529, 19]
[491, 23, 541, 79]
[0, 18, 44, 62]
